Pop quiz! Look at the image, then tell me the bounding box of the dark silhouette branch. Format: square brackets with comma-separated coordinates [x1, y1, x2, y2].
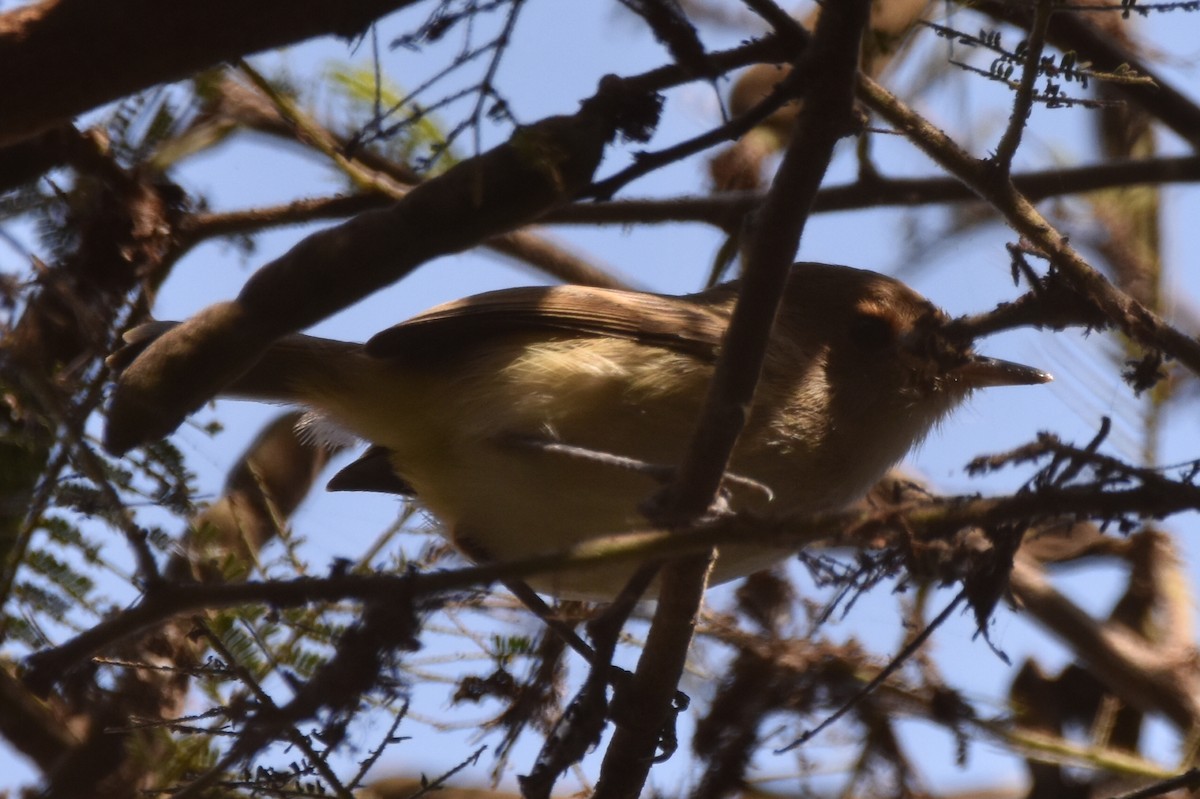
[20, 464, 1200, 700]
[0, 0, 423, 146]
[104, 92, 621, 453]
[593, 1, 871, 796]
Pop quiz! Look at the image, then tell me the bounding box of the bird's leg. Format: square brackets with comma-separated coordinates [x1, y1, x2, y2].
[454, 533, 687, 722]
[460, 531, 689, 789]
[453, 534, 599, 663]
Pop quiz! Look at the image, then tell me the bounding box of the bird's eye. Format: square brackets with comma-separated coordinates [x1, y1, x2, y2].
[849, 313, 895, 351]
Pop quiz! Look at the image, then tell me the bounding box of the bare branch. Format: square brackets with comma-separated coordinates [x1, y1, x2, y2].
[0, 0, 422, 146]
[858, 74, 1200, 377]
[593, 2, 870, 796]
[992, 0, 1056, 173]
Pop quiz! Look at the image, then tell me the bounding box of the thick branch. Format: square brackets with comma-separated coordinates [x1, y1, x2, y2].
[104, 97, 618, 453]
[0, 0, 421, 146]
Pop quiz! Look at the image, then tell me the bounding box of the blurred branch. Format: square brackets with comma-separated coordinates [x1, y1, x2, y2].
[697, 619, 1184, 789]
[1110, 769, 1200, 799]
[173, 412, 343, 576]
[1010, 552, 1200, 731]
[970, 0, 1200, 147]
[30, 414, 340, 798]
[0, 0, 422, 146]
[180, 194, 388, 242]
[551, 155, 1200, 230]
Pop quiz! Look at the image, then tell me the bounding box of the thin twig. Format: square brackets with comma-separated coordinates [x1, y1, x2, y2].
[584, 58, 812, 200]
[992, 0, 1056, 173]
[1107, 768, 1200, 799]
[857, 74, 1200, 377]
[777, 590, 966, 751]
[469, 0, 525, 154]
[187, 618, 352, 799]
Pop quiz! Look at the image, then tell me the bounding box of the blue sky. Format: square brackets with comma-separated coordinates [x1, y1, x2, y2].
[4, 0, 1200, 793]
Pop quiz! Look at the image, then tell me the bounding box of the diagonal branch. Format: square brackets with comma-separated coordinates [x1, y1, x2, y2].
[857, 74, 1200, 377]
[0, 0, 423, 146]
[104, 89, 623, 453]
[1010, 554, 1200, 730]
[592, 2, 871, 797]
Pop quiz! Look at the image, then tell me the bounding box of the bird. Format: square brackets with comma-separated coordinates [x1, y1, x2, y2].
[108, 263, 1050, 598]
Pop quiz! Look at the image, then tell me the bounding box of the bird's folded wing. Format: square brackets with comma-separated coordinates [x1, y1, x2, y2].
[364, 283, 736, 363]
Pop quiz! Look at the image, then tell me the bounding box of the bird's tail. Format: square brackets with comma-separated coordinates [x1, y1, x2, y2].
[108, 322, 364, 404]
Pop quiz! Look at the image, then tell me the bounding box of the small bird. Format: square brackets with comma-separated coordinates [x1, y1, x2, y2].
[110, 263, 1049, 598]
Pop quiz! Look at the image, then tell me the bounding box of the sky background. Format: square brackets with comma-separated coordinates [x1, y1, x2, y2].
[4, 0, 1200, 794]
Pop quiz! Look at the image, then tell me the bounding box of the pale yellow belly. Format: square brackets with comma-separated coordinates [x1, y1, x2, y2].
[306, 339, 826, 598]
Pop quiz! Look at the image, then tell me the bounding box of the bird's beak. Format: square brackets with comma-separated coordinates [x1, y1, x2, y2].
[950, 355, 1053, 389]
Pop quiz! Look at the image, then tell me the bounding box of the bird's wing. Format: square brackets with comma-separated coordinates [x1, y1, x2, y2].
[365, 283, 736, 363]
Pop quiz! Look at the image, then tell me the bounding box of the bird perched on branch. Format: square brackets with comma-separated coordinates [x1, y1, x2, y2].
[108, 263, 1049, 598]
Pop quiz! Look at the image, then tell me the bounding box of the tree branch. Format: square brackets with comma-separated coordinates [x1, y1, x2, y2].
[858, 74, 1200, 377]
[104, 91, 621, 453]
[549, 155, 1200, 230]
[0, 0, 422, 146]
[1010, 554, 1200, 730]
[593, 2, 870, 796]
[970, 0, 1200, 148]
[21, 469, 1200, 698]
